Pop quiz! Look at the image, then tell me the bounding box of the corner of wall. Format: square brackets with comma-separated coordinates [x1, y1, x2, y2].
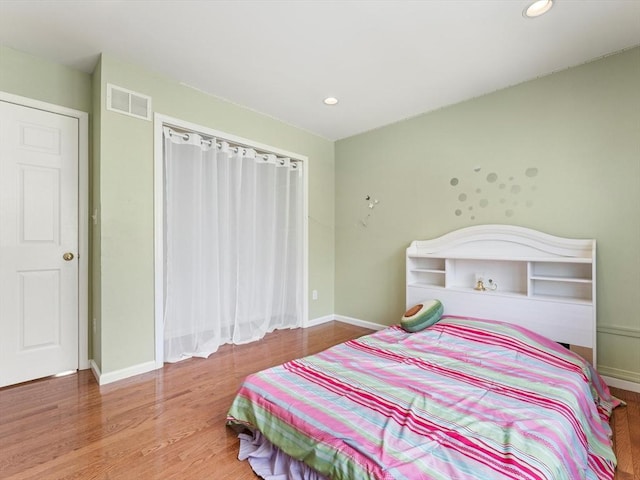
[90, 55, 103, 370]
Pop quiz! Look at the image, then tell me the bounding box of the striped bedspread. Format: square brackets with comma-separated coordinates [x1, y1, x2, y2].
[227, 316, 619, 480]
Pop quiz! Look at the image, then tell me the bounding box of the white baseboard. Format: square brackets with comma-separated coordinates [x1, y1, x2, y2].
[602, 375, 640, 393]
[305, 314, 386, 331]
[89, 359, 158, 386]
[89, 359, 101, 383]
[305, 315, 334, 328]
[598, 364, 640, 393]
[334, 314, 386, 331]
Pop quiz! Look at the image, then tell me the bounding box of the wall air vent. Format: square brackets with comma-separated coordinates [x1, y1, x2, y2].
[106, 83, 152, 121]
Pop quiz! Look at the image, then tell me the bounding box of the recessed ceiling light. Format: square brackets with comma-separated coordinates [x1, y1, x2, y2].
[323, 97, 339, 106]
[523, 0, 554, 18]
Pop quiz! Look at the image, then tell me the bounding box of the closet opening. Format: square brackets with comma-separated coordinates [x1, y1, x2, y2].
[153, 115, 308, 366]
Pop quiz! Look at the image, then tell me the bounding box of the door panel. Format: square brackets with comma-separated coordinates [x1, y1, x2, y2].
[0, 101, 78, 387]
[20, 270, 61, 348]
[22, 166, 60, 242]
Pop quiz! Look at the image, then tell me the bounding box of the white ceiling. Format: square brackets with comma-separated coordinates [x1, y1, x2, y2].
[1, 0, 639, 140]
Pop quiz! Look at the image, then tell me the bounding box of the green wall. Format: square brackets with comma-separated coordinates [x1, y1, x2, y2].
[90, 57, 102, 368]
[1, 46, 335, 375]
[95, 54, 335, 373]
[335, 47, 640, 383]
[2, 44, 638, 385]
[0, 45, 91, 113]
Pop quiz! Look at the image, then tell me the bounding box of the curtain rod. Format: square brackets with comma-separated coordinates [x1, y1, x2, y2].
[165, 126, 300, 167]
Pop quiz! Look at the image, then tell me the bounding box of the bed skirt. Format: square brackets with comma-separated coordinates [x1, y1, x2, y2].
[238, 430, 328, 480]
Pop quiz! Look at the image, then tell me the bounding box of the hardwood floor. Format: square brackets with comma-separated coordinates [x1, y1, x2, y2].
[0, 321, 638, 480]
[611, 386, 640, 480]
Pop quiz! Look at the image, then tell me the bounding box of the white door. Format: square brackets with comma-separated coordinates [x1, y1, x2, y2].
[0, 101, 79, 387]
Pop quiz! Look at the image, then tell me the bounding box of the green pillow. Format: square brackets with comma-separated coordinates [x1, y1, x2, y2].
[401, 299, 444, 332]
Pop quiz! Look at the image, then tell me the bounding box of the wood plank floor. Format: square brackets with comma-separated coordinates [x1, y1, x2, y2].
[0, 321, 638, 479]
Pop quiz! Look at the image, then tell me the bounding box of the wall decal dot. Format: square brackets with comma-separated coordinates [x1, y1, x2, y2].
[447, 166, 540, 220]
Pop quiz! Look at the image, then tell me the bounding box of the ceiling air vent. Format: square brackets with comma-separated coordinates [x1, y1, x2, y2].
[106, 83, 152, 121]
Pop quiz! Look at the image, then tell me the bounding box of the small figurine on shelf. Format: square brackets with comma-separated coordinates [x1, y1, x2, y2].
[474, 279, 498, 291]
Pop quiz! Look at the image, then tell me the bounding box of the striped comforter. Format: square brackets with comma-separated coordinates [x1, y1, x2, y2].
[227, 316, 619, 480]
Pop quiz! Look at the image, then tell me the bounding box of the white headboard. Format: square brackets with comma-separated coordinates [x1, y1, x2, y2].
[406, 225, 596, 364]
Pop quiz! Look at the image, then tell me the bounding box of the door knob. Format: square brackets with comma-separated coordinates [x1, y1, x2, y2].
[63, 252, 74, 261]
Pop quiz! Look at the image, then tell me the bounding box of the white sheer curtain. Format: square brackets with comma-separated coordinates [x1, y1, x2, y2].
[163, 127, 303, 363]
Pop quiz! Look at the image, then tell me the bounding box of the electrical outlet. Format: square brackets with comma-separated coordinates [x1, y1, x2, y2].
[312, 290, 318, 300]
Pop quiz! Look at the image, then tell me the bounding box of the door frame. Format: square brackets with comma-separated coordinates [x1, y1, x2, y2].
[0, 91, 89, 371]
[153, 113, 309, 368]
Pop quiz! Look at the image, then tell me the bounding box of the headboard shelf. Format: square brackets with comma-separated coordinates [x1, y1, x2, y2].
[408, 253, 594, 263]
[530, 275, 592, 283]
[407, 225, 597, 365]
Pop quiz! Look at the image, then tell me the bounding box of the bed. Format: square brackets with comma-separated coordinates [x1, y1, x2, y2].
[226, 225, 620, 480]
